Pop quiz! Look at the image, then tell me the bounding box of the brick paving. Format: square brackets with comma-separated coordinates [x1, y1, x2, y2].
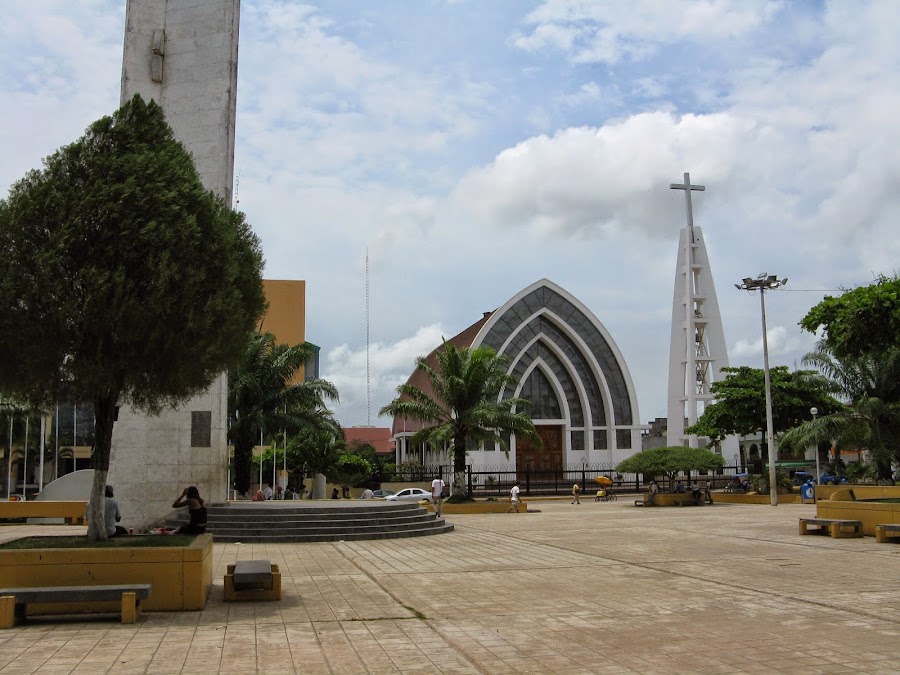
[0, 500, 898, 673]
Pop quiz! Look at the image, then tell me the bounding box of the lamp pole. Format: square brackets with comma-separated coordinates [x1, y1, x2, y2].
[810, 407, 819, 502]
[735, 273, 787, 506]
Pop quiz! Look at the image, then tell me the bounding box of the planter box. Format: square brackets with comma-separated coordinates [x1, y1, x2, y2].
[0, 534, 212, 614]
[427, 501, 528, 514]
[817, 487, 900, 536]
[712, 492, 801, 505]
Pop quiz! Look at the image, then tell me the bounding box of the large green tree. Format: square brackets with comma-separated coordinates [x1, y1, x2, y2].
[616, 446, 724, 490]
[379, 341, 539, 497]
[780, 343, 900, 481]
[227, 331, 339, 496]
[800, 275, 900, 360]
[0, 95, 266, 539]
[686, 366, 842, 457]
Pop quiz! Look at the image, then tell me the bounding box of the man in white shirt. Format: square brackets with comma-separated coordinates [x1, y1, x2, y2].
[431, 477, 446, 516]
[263, 483, 274, 500]
[507, 482, 521, 513]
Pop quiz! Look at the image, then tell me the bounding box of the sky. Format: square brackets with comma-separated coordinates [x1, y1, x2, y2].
[3, 1, 899, 431]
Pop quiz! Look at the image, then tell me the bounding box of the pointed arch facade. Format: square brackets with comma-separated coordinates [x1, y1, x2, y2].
[391, 279, 642, 469]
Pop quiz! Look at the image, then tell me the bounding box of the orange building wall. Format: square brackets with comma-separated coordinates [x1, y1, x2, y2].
[260, 280, 306, 346]
[260, 280, 307, 383]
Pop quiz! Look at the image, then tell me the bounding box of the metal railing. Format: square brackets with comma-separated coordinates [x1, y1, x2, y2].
[387, 464, 748, 497]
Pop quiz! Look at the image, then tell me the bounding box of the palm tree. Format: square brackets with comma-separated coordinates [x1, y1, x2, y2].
[289, 426, 346, 498]
[781, 342, 900, 481]
[228, 332, 340, 496]
[380, 341, 539, 497]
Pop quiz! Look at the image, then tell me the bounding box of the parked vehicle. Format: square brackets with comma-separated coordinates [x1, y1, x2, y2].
[371, 489, 396, 498]
[383, 488, 432, 503]
[819, 473, 847, 485]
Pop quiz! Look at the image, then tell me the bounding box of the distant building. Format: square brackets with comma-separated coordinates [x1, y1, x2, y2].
[641, 417, 669, 451]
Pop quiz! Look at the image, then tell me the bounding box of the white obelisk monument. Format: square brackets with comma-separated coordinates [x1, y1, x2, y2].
[108, 0, 241, 527]
[666, 173, 737, 458]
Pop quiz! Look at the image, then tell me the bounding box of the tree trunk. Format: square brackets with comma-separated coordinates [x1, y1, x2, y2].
[232, 430, 255, 496]
[86, 391, 118, 542]
[452, 437, 467, 497]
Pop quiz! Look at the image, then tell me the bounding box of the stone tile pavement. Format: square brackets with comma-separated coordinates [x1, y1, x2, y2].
[0, 500, 897, 673]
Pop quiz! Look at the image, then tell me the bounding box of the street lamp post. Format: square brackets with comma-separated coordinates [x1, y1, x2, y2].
[810, 407, 819, 502]
[735, 273, 787, 506]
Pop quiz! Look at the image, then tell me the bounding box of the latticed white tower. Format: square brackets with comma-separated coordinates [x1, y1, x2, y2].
[666, 174, 737, 458]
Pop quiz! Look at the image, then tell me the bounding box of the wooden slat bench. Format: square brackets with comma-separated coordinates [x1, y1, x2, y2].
[0, 584, 152, 628]
[874, 523, 900, 543]
[799, 518, 863, 538]
[224, 560, 281, 602]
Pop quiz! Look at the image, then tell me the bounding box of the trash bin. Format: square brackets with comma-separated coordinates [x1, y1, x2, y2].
[801, 483, 815, 503]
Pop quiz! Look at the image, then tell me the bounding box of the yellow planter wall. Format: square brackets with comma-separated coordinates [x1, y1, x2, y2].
[426, 501, 528, 514]
[0, 534, 212, 613]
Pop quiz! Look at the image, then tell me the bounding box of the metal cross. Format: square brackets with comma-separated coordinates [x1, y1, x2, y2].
[670, 172, 705, 230]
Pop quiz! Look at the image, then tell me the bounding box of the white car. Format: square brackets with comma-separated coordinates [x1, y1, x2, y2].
[383, 488, 433, 503]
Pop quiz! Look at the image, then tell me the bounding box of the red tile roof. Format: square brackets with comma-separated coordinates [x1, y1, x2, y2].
[343, 426, 395, 455]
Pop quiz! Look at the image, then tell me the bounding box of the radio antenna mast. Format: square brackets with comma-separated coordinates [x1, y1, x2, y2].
[366, 249, 371, 426]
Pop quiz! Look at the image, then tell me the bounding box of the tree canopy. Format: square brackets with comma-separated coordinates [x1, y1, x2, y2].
[379, 341, 539, 496]
[616, 446, 724, 485]
[0, 95, 266, 539]
[800, 274, 900, 359]
[686, 366, 842, 447]
[780, 342, 900, 480]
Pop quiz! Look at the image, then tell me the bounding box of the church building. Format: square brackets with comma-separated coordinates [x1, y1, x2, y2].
[391, 279, 643, 471]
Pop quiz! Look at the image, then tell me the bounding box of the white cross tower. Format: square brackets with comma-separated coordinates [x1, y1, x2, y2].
[666, 173, 737, 459]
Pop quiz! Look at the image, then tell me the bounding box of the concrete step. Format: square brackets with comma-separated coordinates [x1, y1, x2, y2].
[166, 501, 454, 542]
[204, 523, 456, 543]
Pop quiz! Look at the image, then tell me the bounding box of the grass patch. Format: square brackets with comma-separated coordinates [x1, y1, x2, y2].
[445, 494, 475, 504]
[401, 603, 428, 620]
[0, 535, 197, 550]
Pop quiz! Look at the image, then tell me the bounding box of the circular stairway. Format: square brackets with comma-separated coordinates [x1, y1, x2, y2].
[166, 500, 454, 543]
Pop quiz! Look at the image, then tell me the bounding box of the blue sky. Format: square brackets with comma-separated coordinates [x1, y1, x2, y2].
[3, 1, 899, 430]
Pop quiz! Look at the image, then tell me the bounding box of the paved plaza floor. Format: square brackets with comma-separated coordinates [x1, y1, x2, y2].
[0, 499, 897, 674]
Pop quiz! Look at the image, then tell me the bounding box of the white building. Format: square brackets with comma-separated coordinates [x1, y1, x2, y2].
[391, 279, 643, 471]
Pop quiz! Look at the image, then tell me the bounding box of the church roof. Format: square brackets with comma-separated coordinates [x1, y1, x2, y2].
[390, 312, 493, 437]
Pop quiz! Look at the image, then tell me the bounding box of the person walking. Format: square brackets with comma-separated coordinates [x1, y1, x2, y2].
[507, 482, 521, 513]
[571, 482, 581, 504]
[431, 476, 446, 517]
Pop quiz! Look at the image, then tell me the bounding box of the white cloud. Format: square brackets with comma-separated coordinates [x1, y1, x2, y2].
[559, 81, 601, 107]
[731, 324, 816, 360]
[515, 0, 779, 64]
[322, 324, 446, 426]
[0, 1, 123, 190]
[453, 111, 754, 239]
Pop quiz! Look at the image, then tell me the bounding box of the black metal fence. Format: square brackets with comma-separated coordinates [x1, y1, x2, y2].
[389, 464, 749, 498]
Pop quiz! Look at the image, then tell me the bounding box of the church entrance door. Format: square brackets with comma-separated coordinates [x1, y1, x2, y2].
[516, 425, 563, 480]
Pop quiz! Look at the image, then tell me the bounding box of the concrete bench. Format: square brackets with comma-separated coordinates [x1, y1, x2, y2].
[0, 501, 88, 525]
[0, 584, 151, 628]
[799, 518, 863, 538]
[224, 560, 281, 602]
[674, 496, 704, 506]
[874, 523, 900, 543]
